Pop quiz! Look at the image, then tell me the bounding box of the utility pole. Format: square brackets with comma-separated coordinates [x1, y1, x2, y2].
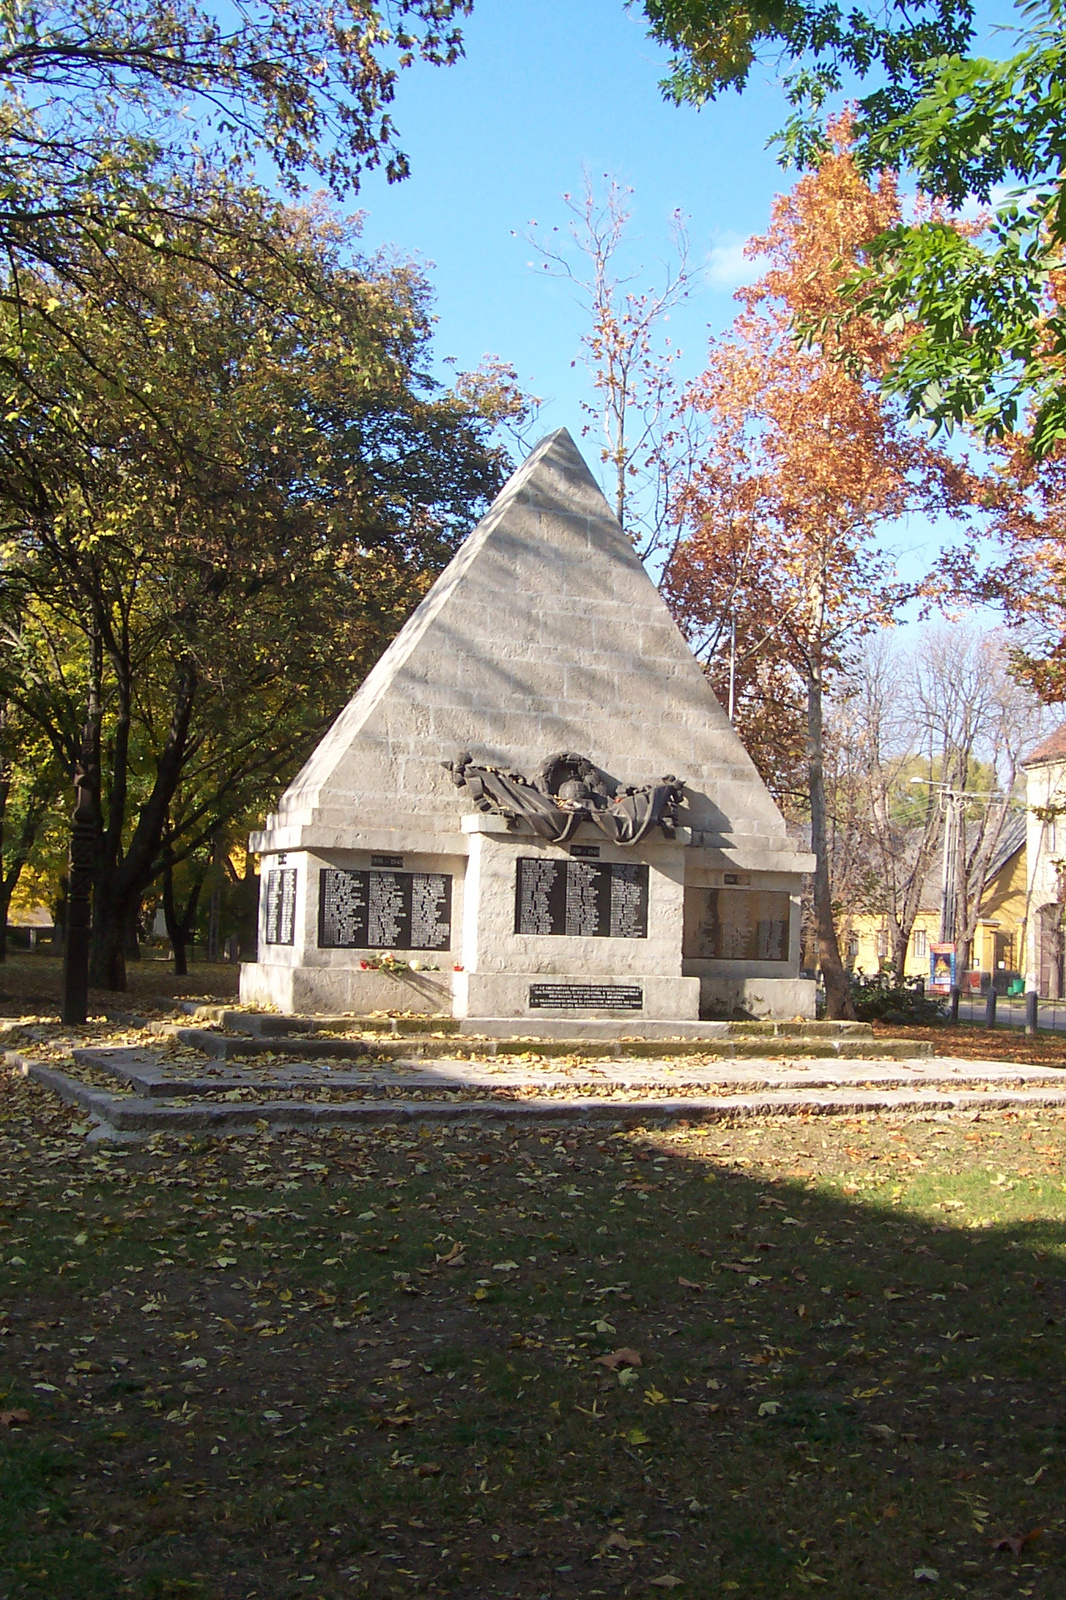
[911, 777, 1003, 977]
[939, 788, 962, 944]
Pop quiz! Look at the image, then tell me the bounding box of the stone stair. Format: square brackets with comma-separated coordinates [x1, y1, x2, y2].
[14, 1004, 1065, 1143]
[161, 1006, 933, 1064]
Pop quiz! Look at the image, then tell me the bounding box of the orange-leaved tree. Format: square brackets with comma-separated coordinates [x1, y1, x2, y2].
[663, 116, 977, 1018]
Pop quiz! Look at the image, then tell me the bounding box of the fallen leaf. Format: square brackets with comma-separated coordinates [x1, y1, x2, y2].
[868, 1424, 897, 1441]
[387, 1359, 412, 1370]
[649, 1577, 683, 1589]
[601, 1531, 637, 1552]
[624, 1427, 649, 1445]
[492, 1260, 520, 1273]
[757, 1400, 782, 1417]
[0, 1409, 29, 1428]
[913, 1568, 939, 1582]
[677, 1276, 703, 1291]
[413, 1462, 441, 1477]
[596, 1348, 642, 1371]
[992, 1527, 1044, 1557]
[1023, 1465, 1046, 1485]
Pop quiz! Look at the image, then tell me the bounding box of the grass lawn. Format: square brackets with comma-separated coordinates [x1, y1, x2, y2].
[2, 1041, 1065, 1599]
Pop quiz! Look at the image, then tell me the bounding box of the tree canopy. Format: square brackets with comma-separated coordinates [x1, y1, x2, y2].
[640, 0, 1066, 458]
[0, 189, 506, 986]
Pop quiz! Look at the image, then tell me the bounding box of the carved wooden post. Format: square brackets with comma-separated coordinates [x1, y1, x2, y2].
[61, 763, 95, 1025]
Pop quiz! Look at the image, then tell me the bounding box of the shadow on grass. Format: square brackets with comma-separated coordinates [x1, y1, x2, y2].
[0, 1099, 1063, 1598]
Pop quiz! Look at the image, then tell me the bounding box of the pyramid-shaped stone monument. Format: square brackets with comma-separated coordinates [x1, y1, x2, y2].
[241, 429, 814, 1027]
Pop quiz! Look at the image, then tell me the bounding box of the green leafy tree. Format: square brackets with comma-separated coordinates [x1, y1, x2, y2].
[0, 191, 505, 989]
[639, 0, 1066, 457]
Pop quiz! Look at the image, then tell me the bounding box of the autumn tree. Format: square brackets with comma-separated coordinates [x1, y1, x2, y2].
[0, 192, 505, 990]
[663, 122, 975, 1017]
[825, 627, 1043, 984]
[525, 174, 704, 562]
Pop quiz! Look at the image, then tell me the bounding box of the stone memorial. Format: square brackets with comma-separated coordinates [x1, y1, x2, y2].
[240, 428, 815, 1026]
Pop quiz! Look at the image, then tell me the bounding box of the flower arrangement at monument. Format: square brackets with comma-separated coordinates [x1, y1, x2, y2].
[357, 954, 439, 975]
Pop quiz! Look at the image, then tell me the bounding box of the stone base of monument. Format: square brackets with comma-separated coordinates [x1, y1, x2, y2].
[238, 961, 452, 1017]
[451, 969, 701, 1022]
[238, 963, 820, 1031]
[697, 977, 818, 1020]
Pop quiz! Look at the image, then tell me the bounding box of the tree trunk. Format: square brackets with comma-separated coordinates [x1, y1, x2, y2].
[238, 853, 259, 962]
[807, 658, 856, 1020]
[88, 657, 198, 990]
[124, 903, 141, 963]
[162, 854, 203, 978]
[89, 898, 127, 991]
[206, 834, 222, 963]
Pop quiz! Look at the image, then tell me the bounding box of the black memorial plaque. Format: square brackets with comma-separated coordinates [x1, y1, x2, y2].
[318, 868, 368, 948]
[514, 858, 648, 939]
[264, 867, 297, 946]
[529, 983, 644, 1011]
[318, 868, 451, 951]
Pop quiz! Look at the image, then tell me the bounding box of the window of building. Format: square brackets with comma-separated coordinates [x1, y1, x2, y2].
[876, 929, 889, 960]
[912, 928, 928, 959]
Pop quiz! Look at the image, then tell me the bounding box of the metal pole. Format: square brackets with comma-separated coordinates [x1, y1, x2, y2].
[61, 763, 95, 1025]
[949, 985, 960, 1026]
[1025, 990, 1038, 1036]
[940, 792, 959, 946]
[984, 986, 997, 1029]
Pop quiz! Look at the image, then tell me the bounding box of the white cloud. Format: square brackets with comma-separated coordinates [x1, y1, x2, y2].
[704, 234, 767, 290]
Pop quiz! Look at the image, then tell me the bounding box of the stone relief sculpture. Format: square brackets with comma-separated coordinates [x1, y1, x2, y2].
[443, 750, 684, 846]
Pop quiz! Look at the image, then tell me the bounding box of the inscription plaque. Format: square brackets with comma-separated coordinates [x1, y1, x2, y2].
[264, 867, 297, 946]
[529, 983, 643, 1011]
[683, 887, 790, 962]
[514, 859, 648, 939]
[318, 868, 451, 951]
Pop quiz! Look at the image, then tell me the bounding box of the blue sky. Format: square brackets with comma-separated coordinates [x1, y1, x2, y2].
[352, 0, 1018, 594]
[356, 0, 789, 427]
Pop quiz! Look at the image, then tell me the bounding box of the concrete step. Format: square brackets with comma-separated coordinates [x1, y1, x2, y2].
[186, 1006, 876, 1045]
[185, 1005, 460, 1038]
[166, 1026, 372, 1062]
[160, 1024, 930, 1064]
[14, 1050, 1066, 1139]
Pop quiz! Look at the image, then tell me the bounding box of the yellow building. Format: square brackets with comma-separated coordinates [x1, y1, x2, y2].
[845, 812, 1028, 986]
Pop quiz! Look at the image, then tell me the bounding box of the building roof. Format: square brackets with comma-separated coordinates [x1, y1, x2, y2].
[8, 905, 54, 928]
[985, 810, 1027, 882]
[1024, 723, 1066, 766]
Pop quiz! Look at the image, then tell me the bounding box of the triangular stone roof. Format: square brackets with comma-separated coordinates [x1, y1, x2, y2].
[252, 428, 795, 860]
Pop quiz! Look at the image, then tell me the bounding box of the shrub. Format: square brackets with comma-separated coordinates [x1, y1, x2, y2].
[848, 972, 945, 1025]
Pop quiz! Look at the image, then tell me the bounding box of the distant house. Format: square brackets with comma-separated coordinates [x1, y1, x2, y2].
[845, 810, 1028, 990]
[845, 723, 1066, 997]
[1023, 725, 1066, 999]
[7, 904, 55, 949]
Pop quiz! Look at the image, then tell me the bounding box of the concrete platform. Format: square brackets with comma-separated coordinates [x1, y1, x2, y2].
[457, 1018, 731, 1040]
[11, 1042, 1066, 1142]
